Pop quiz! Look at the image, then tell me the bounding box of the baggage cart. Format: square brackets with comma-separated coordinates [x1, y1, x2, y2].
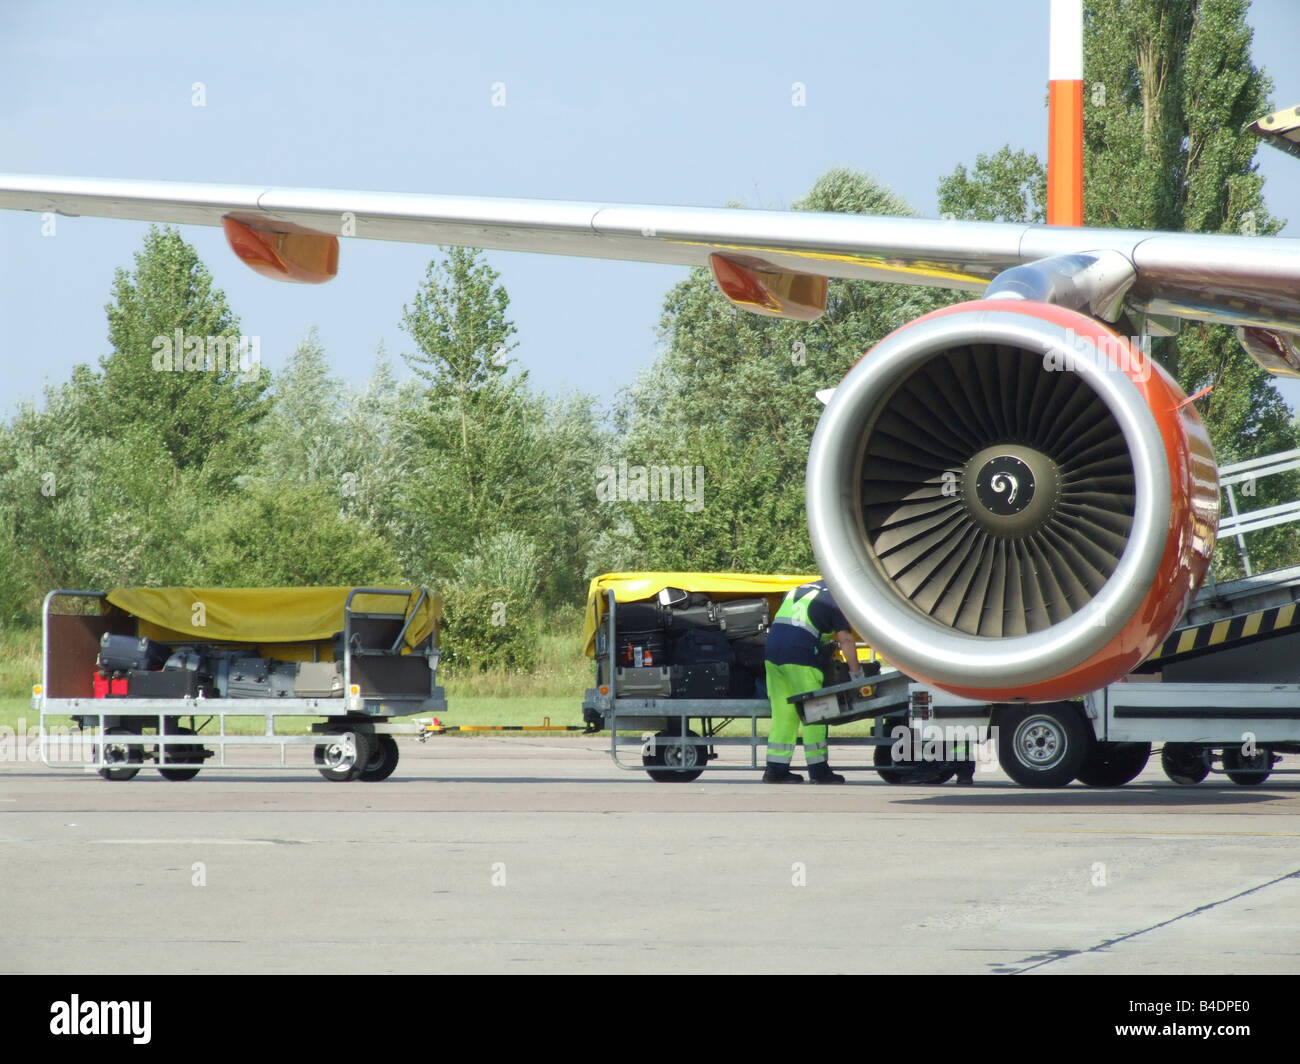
[32, 585, 446, 782]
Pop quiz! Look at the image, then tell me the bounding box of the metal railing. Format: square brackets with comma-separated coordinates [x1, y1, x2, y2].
[1216, 448, 1300, 577]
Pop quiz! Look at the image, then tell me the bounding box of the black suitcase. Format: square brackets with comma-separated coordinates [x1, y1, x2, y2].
[715, 598, 770, 638]
[730, 632, 768, 670]
[665, 603, 720, 632]
[669, 628, 734, 666]
[617, 628, 668, 668]
[614, 601, 664, 632]
[224, 657, 298, 698]
[98, 634, 173, 673]
[672, 663, 730, 698]
[128, 669, 201, 698]
[729, 665, 758, 698]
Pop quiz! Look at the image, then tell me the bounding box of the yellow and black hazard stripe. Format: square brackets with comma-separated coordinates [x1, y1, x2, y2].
[1147, 601, 1299, 665]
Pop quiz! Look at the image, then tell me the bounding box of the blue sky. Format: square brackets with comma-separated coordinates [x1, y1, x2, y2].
[2, 0, 1299, 416]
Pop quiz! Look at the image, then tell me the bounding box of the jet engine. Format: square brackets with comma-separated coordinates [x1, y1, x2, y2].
[807, 299, 1219, 702]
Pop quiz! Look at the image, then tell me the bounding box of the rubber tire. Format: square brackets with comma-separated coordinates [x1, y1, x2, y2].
[97, 726, 142, 782]
[358, 734, 400, 782]
[1161, 743, 1210, 785]
[873, 737, 953, 784]
[643, 729, 706, 783]
[315, 727, 372, 782]
[996, 703, 1091, 788]
[1076, 741, 1151, 787]
[159, 723, 204, 782]
[1223, 745, 1272, 786]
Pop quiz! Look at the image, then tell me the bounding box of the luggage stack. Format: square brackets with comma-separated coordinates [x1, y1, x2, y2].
[93, 632, 343, 700]
[611, 590, 770, 699]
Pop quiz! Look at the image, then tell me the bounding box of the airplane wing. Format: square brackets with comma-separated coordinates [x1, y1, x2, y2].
[2, 173, 1299, 371]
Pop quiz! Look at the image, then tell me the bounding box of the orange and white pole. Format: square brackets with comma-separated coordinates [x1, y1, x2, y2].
[1047, 0, 1084, 225]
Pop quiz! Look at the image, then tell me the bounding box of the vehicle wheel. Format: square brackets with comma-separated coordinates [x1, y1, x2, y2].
[643, 729, 706, 783]
[315, 727, 372, 782]
[1076, 741, 1151, 787]
[872, 735, 951, 784]
[97, 726, 142, 782]
[358, 734, 400, 782]
[159, 723, 205, 782]
[996, 703, 1091, 788]
[1161, 742, 1209, 785]
[1223, 745, 1272, 786]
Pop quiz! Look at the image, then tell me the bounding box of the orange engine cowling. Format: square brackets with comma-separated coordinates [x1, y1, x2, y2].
[806, 299, 1219, 702]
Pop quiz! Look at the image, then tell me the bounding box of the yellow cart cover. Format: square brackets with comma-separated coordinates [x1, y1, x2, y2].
[582, 572, 820, 658]
[105, 587, 439, 651]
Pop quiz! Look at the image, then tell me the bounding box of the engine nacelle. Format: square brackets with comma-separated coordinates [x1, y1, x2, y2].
[807, 300, 1219, 702]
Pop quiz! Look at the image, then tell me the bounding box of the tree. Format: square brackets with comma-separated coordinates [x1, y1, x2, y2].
[938, 0, 1299, 576]
[937, 146, 1046, 224]
[398, 247, 609, 607]
[83, 225, 271, 492]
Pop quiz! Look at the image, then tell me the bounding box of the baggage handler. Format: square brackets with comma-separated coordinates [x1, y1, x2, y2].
[763, 580, 862, 784]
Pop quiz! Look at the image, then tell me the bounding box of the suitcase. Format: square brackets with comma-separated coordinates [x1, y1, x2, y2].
[224, 657, 297, 698]
[714, 598, 770, 638]
[98, 633, 172, 672]
[293, 661, 344, 697]
[729, 665, 758, 698]
[673, 663, 730, 698]
[730, 632, 768, 670]
[614, 601, 664, 632]
[669, 628, 734, 666]
[665, 603, 720, 632]
[91, 672, 129, 698]
[615, 664, 731, 699]
[128, 669, 201, 698]
[614, 666, 674, 698]
[617, 628, 668, 668]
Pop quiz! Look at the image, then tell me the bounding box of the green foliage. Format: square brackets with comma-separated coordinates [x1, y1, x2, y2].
[437, 585, 537, 675]
[397, 247, 610, 607]
[937, 146, 1046, 223]
[82, 225, 271, 491]
[190, 480, 402, 586]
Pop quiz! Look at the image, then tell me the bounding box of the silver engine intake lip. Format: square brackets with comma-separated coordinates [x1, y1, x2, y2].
[806, 307, 1171, 691]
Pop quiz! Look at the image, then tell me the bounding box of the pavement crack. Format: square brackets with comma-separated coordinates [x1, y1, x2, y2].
[998, 866, 1300, 974]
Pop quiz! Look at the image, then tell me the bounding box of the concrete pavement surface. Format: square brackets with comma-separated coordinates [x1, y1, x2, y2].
[2, 736, 1298, 974]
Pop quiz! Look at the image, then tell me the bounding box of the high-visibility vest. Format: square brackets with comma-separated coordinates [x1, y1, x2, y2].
[772, 584, 836, 647]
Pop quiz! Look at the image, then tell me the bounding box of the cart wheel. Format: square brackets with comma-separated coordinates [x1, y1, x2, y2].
[159, 724, 205, 782]
[1076, 741, 1151, 787]
[1222, 745, 1272, 786]
[97, 726, 142, 782]
[315, 727, 372, 782]
[358, 734, 400, 782]
[643, 729, 707, 783]
[996, 702, 1091, 788]
[1160, 743, 1209, 785]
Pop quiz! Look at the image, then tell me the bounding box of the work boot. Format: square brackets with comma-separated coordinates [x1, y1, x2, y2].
[762, 765, 804, 783]
[808, 765, 846, 784]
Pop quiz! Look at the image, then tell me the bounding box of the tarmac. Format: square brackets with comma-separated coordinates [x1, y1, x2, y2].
[2, 735, 1298, 974]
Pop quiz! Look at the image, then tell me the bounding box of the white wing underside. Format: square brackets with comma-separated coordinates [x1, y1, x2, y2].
[3, 173, 1300, 341]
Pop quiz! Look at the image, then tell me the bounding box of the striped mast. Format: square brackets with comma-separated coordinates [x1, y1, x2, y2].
[1047, 0, 1084, 225]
